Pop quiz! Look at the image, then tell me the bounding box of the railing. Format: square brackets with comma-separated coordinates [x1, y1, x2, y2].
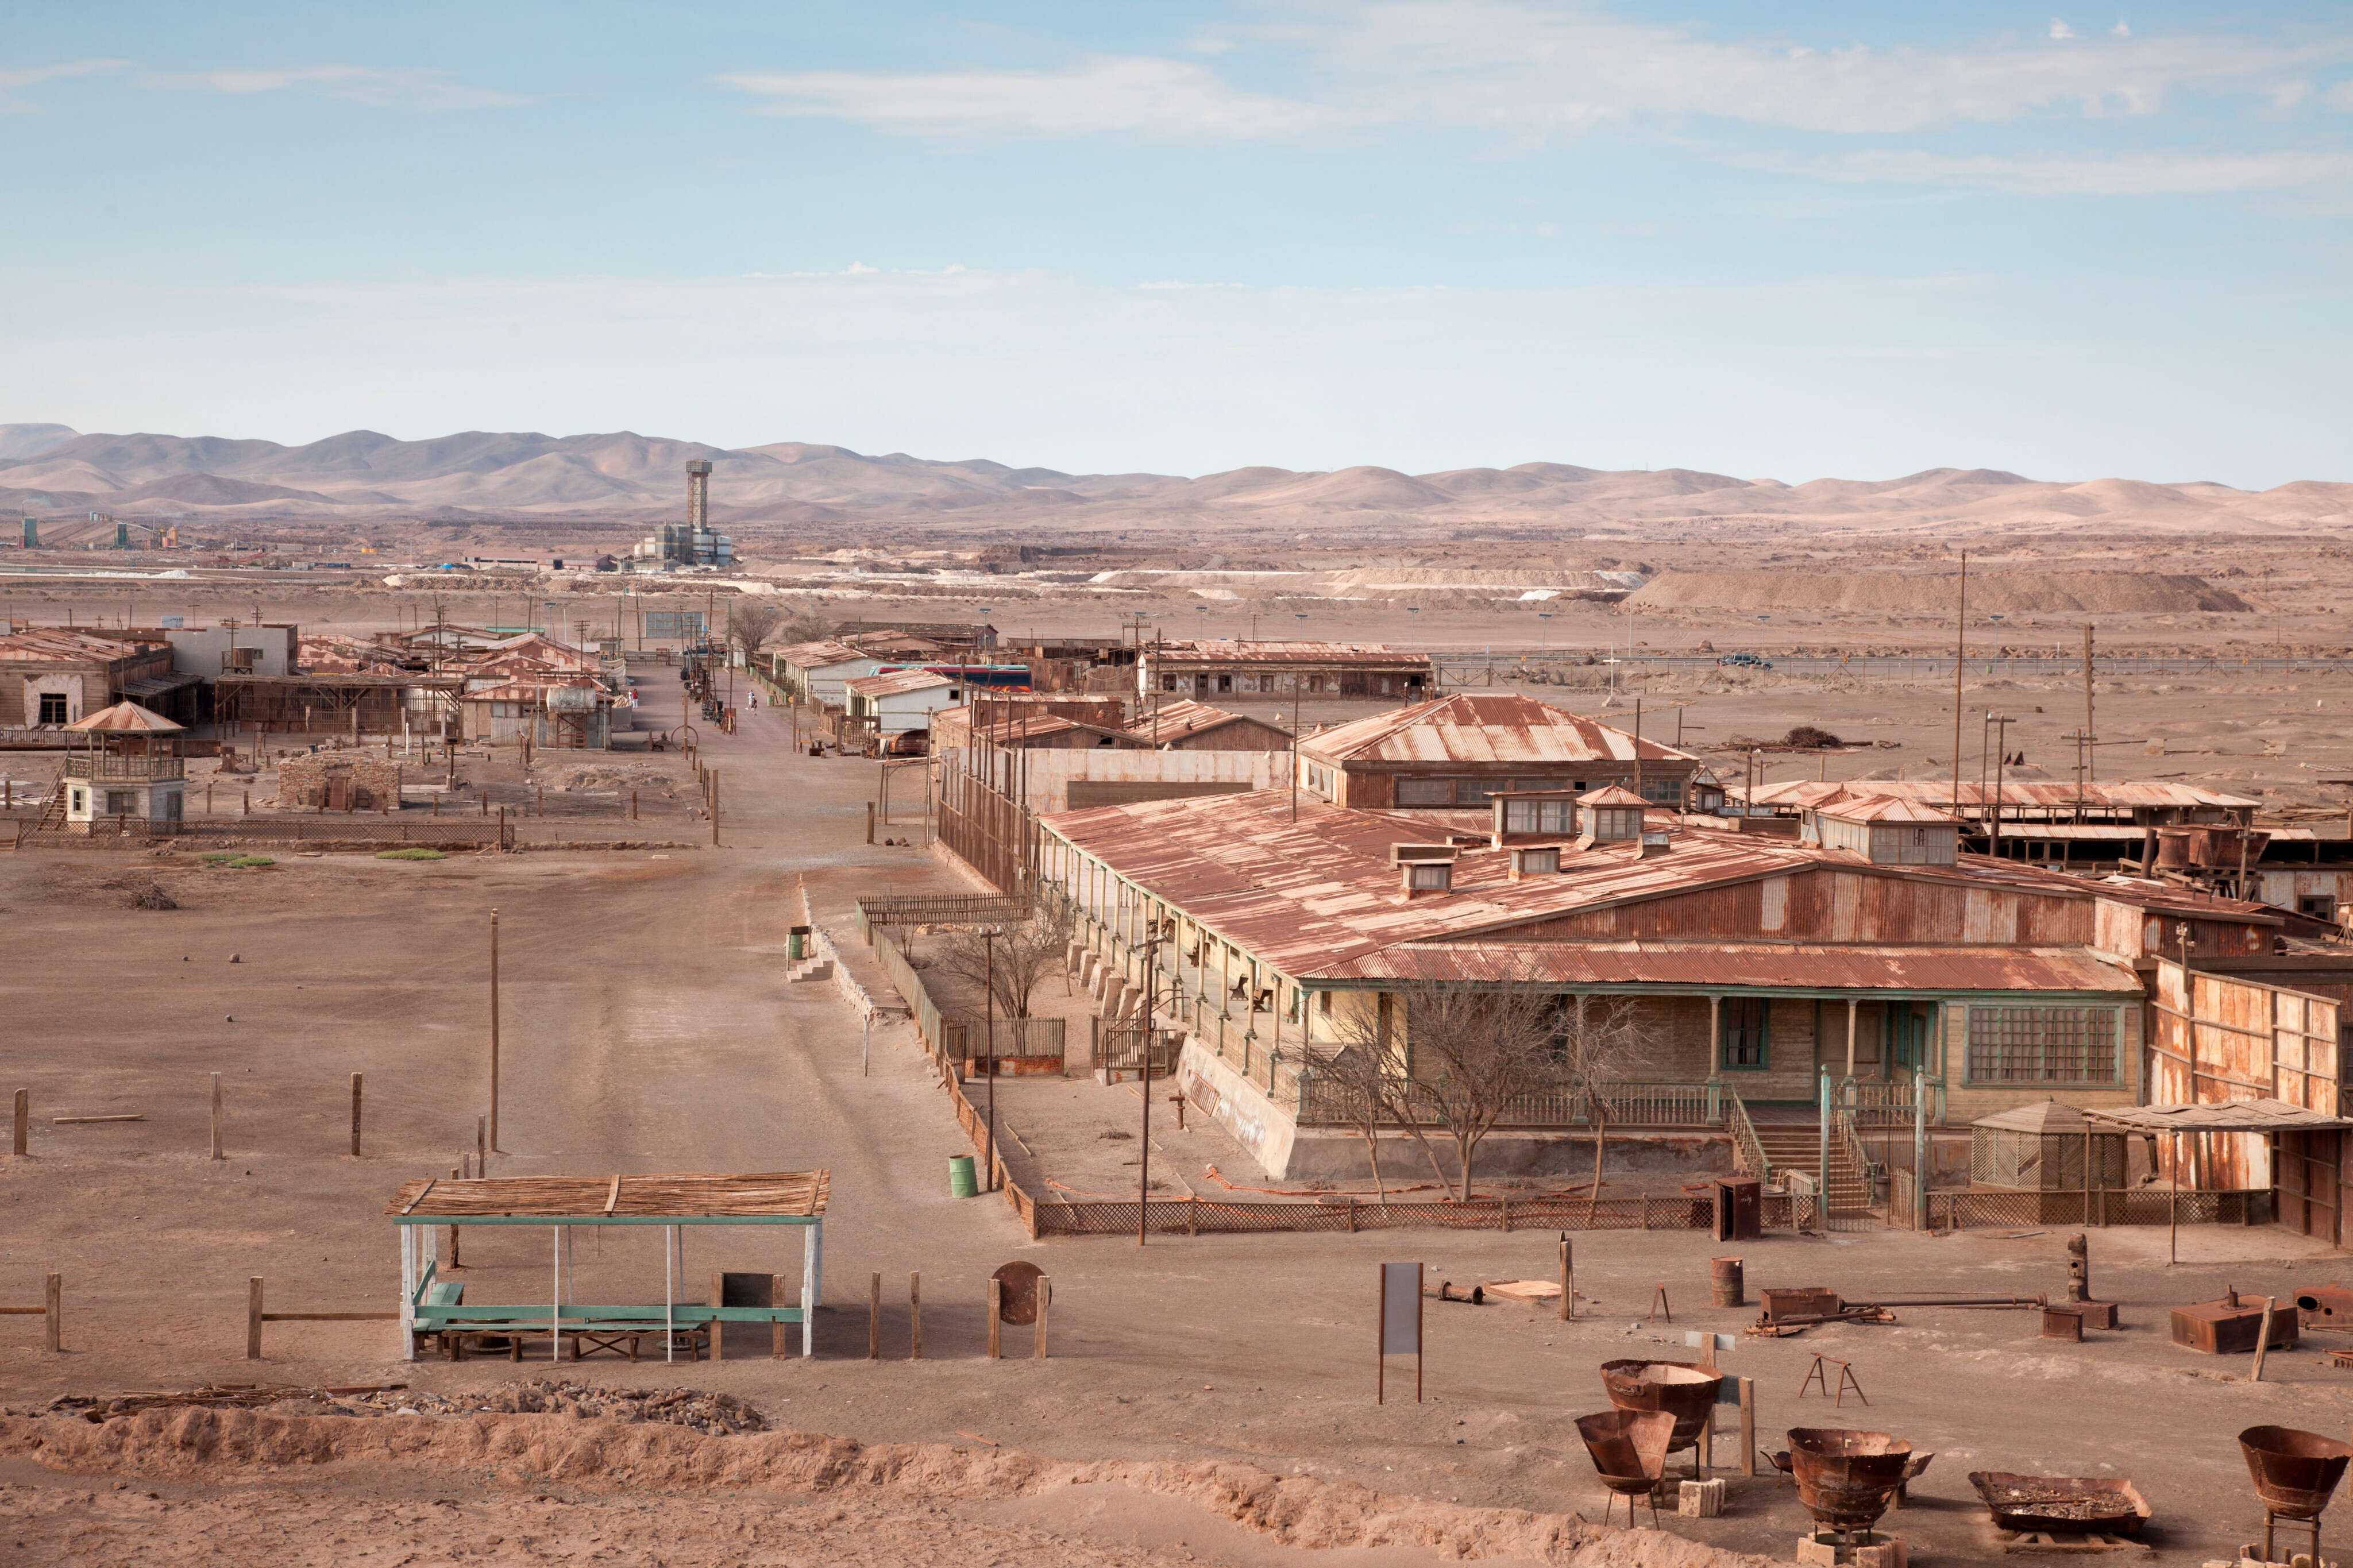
[855, 892, 1030, 939]
[61, 754, 185, 781]
[1099, 1026, 1183, 1077]
[1293, 1078, 1728, 1129]
[1835, 1107, 1878, 1199]
[1835, 1075, 1945, 1127]
[943, 1016, 1066, 1070]
[1726, 1090, 1770, 1180]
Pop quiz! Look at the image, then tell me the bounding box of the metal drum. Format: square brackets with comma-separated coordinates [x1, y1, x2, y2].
[1710, 1257, 1745, 1308]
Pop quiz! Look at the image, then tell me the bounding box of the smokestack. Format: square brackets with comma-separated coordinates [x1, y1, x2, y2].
[685, 459, 712, 535]
[19, 517, 35, 549]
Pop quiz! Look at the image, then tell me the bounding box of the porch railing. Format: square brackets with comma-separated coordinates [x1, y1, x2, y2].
[1838, 1075, 1945, 1127]
[1293, 1078, 1729, 1129]
[1726, 1091, 1770, 1180]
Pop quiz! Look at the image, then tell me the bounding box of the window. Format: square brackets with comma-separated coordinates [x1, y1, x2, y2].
[1504, 798, 1576, 835]
[70, 788, 86, 813]
[1257, 674, 1274, 692]
[104, 790, 136, 816]
[2301, 895, 2337, 919]
[37, 693, 67, 725]
[1406, 862, 1452, 891]
[1395, 777, 1453, 806]
[1455, 778, 1502, 806]
[1719, 998, 1769, 1069]
[1966, 1006, 2118, 1084]
[1641, 777, 1683, 805]
[1160, 675, 1179, 692]
[1217, 674, 1232, 692]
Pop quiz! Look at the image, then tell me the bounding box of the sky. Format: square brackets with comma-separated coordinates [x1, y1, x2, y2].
[3, 2, 2351, 486]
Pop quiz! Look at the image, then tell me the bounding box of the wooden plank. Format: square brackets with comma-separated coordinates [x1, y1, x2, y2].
[399, 1179, 437, 1216]
[604, 1175, 622, 1215]
[52, 1114, 143, 1125]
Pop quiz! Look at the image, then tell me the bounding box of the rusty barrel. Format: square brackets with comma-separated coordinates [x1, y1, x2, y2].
[1787, 1427, 1915, 1533]
[1710, 1257, 1744, 1308]
[1600, 1360, 1725, 1451]
[2242, 1426, 2353, 1522]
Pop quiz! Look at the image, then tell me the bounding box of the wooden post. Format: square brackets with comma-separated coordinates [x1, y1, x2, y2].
[247, 1277, 264, 1359]
[11, 1088, 24, 1157]
[1559, 1235, 1572, 1321]
[2253, 1296, 2280, 1383]
[1738, 1377, 1756, 1476]
[709, 770, 719, 848]
[709, 1272, 724, 1362]
[868, 1272, 881, 1360]
[909, 1272, 923, 1361]
[866, 800, 875, 845]
[987, 1277, 1002, 1359]
[770, 1273, 788, 1360]
[1033, 1278, 1050, 1360]
[477, 1114, 487, 1175]
[45, 1273, 61, 1353]
[209, 1071, 223, 1160]
[631, 790, 638, 821]
[349, 1072, 362, 1157]
[488, 909, 501, 1153]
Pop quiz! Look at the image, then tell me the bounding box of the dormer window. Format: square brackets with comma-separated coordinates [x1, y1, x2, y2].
[1406, 862, 1453, 891]
[1509, 846, 1560, 879]
[1576, 785, 1650, 842]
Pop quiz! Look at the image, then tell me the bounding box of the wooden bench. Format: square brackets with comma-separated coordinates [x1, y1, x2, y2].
[413, 1301, 790, 1361]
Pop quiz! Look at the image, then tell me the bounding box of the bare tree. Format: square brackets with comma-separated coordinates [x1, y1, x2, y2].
[728, 600, 786, 662]
[1326, 958, 1653, 1202]
[928, 905, 1076, 1021]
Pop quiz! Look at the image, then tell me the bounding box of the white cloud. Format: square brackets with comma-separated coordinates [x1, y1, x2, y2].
[1792, 146, 2353, 195]
[720, 56, 1352, 141]
[720, 6, 2353, 142]
[0, 57, 126, 113]
[2113, 22, 2132, 39]
[157, 65, 523, 110]
[2050, 20, 2077, 41]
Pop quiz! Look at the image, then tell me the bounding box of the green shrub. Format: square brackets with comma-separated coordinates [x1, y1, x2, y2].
[375, 847, 446, 861]
[226, 855, 276, 868]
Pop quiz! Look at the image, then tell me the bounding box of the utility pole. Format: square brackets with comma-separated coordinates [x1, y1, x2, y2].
[1984, 713, 2014, 858]
[488, 908, 502, 1153]
[1139, 928, 1158, 1247]
[1951, 550, 1968, 818]
[983, 931, 998, 1193]
[2082, 623, 2096, 787]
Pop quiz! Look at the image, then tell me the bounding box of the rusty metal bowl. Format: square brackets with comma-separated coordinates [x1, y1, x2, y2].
[1787, 1427, 1915, 1532]
[1599, 1360, 1725, 1451]
[1574, 1409, 1675, 1495]
[1968, 1473, 2151, 1535]
[2242, 1426, 2353, 1523]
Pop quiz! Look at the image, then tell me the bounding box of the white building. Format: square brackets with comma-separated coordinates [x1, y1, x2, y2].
[844, 670, 963, 736]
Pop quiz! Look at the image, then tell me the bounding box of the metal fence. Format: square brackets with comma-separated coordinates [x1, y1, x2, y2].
[1293, 1077, 1726, 1130]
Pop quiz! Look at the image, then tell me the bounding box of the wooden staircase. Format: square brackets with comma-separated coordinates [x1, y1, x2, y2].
[1752, 1122, 1875, 1214]
[34, 777, 67, 831]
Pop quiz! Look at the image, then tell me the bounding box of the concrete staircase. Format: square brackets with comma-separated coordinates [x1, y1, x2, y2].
[786, 956, 835, 983]
[1752, 1122, 1874, 1214]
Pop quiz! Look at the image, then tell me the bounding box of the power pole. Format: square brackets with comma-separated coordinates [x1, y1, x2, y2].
[2081, 623, 2096, 787]
[1951, 551, 1968, 817]
[488, 908, 502, 1153]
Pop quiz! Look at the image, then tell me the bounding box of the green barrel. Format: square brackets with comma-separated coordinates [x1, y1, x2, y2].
[788, 926, 809, 961]
[948, 1154, 978, 1198]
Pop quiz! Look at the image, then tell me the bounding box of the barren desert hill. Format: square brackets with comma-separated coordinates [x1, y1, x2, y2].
[0, 422, 2347, 536]
[1628, 567, 2255, 615]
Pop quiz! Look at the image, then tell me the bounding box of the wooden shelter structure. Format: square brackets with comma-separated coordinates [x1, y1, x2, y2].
[387, 1171, 829, 1362]
[1970, 1100, 2128, 1190]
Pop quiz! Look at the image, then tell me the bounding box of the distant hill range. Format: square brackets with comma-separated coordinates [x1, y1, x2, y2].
[0, 424, 2343, 535]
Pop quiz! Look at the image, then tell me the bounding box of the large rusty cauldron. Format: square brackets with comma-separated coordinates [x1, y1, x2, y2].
[1573, 1409, 1674, 1530]
[2242, 1426, 2352, 1521]
[1599, 1360, 1725, 1451]
[1787, 1427, 1915, 1535]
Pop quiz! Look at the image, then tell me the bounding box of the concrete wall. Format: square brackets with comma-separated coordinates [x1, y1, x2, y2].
[167, 625, 295, 678]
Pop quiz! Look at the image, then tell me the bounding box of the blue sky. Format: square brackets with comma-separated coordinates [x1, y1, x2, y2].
[5, 2, 2350, 485]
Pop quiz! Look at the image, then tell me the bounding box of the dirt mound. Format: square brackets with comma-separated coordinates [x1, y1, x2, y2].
[554, 763, 676, 796]
[0, 1409, 1771, 1566]
[1628, 570, 2251, 615]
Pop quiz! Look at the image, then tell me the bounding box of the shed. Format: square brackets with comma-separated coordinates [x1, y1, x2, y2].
[1970, 1100, 2128, 1190]
[844, 669, 963, 736]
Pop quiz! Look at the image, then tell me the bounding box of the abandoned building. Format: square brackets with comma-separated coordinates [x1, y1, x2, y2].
[458, 677, 614, 748]
[1036, 783, 2287, 1188]
[770, 640, 884, 706]
[843, 670, 965, 737]
[1120, 698, 1293, 752]
[53, 700, 186, 830]
[1137, 640, 1432, 703]
[0, 630, 183, 730]
[1295, 693, 1718, 812]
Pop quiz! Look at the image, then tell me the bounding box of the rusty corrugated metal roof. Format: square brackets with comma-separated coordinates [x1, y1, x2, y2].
[0, 630, 157, 662]
[776, 639, 873, 669]
[1318, 941, 2142, 995]
[1043, 790, 2277, 980]
[1122, 699, 1279, 744]
[846, 669, 957, 697]
[1815, 797, 1961, 824]
[1748, 779, 2259, 812]
[1304, 694, 1699, 768]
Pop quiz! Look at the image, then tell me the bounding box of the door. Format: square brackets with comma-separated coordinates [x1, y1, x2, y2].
[2278, 1130, 2340, 1243]
[1888, 1005, 1928, 1074]
[326, 775, 349, 812]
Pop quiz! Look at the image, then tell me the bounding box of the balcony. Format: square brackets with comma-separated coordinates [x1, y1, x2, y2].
[61, 752, 185, 782]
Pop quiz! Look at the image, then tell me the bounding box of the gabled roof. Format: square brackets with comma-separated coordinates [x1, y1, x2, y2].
[1041, 790, 2279, 981]
[1123, 699, 1280, 745]
[1814, 795, 1961, 825]
[776, 639, 874, 669]
[1149, 639, 1430, 669]
[1577, 785, 1650, 808]
[1748, 779, 2259, 813]
[65, 700, 183, 733]
[0, 630, 158, 663]
[1306, 694, 1698, 768]
[846, 669, 957, 698]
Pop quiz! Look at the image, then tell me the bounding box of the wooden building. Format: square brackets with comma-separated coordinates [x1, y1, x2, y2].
[1120, 699, 1291, 752]
[0, 630, 179, 730]
[1297, 693, 1708, 811]
[1138, 640, 1430, 703]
